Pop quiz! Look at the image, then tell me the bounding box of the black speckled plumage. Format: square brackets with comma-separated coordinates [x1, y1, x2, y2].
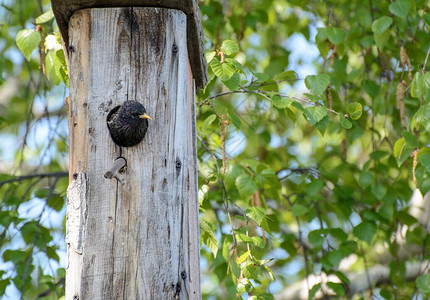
[107, 100, 152, 147]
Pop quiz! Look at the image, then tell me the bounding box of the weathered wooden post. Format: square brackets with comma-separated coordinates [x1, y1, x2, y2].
[51, 1, 207, 299]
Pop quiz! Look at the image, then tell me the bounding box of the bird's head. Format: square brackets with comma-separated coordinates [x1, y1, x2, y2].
[121, 100, 152, 122]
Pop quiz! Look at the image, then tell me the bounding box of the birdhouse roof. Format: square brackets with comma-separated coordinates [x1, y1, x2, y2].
[51, 0, 208, 89]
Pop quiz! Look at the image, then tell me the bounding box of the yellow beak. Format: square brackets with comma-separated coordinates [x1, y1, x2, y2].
[139, 113, 152, 120]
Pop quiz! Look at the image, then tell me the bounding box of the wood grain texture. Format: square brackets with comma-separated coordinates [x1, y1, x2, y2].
[51, 0, 208, 89]
[66, 8, 200, 299]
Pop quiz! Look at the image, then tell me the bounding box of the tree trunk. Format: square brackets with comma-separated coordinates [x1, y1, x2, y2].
[66, 7, 200, 299]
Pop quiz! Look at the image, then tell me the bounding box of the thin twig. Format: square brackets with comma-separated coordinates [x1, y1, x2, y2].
[201, 85, 341, 116]
[277, 168, 320, 181]
[247, 78, 302, 87]
[422, 43, 430, 73]
[199, 90, 247, 107]
[0, 171, 68, 188]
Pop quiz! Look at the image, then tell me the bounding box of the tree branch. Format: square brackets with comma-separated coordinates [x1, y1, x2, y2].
[0, 171, 68, 188]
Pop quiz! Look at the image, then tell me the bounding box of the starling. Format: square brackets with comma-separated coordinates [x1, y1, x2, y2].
[107, 100, 152, 147]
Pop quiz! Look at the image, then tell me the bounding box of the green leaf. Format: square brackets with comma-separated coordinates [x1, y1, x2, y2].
[236, 233, 253, 243]
[255, 72, 269, 82]
[339, 116, 352, 129]
[335, 271, 350, 284]
[420, 72, 430, 101]
[374, 31, 390, 50]
[206, 51, 216, 63]
[359, 171, 374, 187]
[416, 274, 430, 294]
[16, 29, 41, 61]
[281, 235, 297, 256]
[222, 235, 233, 261]
[371, 184, 387, 200]
[425, 13, 430, 26]
[45, 49, 69, 86]
[309, 283, 321, 300]
[402, 131, 418, 148]
[46, 246, 60, 262]
[274, 70, 297, 81]
[251, 236, 265, 248]
[241, 159, 260, 172]
[245, 207, 266, 226]
[47, 195, 64, 212]
[222, 72, 240, 91]
[389, 0, 411, 19]
[225, 164, 242, 189]
[325, 27, 346, 45]
[304, 93, 322, 102]
[272, 95, 293, 109]
[0, 279, 10, 294]
[228, 111, 242, 133]
[292, 101, 305, 112]
[20, 221, 40, 243]
[202, 114, 217, 132]
[35, 9, 54, 24]
[256, 168, 278, 188]
[328, 228, 348, 242]
[418, 152, 430, 173]
[236, 175, 258, 197]
[237, 250, 251, 264]
[286, 107, 297, 122]
[221, 40, 239, 55]
[397, 210, 418, 226]
[3, 249, 27, 263]
[264, 266, 275, 281]
[230, 260, 241, 280]
[362, 80, 380, 97]
[371, 16, 393, 34]
[210, 58, 235, 81]
[353, 221, 376, 244]
[411, 72, 422, 98]
[242, 260, 262, 279]
[348, 102, 362, 120]
[199, 220, 219, 257]
[315, 115, 330, 136]
[307, 180, 324, 196]
[411, 104, 430, 130]
[236, 278, 251, 294]
[292, 203, 309, 216]
[327, 282, 345, 296]
[322, 250, 343, 269]
[308, 230, 325, 248]
[45, 52, 59, 84]
[225, 58, 243, 71]
[305, 74, 330, 95]
[393, 137, 413, 165]
[304, 106, 328, 126]
[316, 27, 328, 43]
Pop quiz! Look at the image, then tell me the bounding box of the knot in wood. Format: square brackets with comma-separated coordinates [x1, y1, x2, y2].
[175, 282, 181, 296]
[175, 159, 182, 169]
[172, 44, 178, 53]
